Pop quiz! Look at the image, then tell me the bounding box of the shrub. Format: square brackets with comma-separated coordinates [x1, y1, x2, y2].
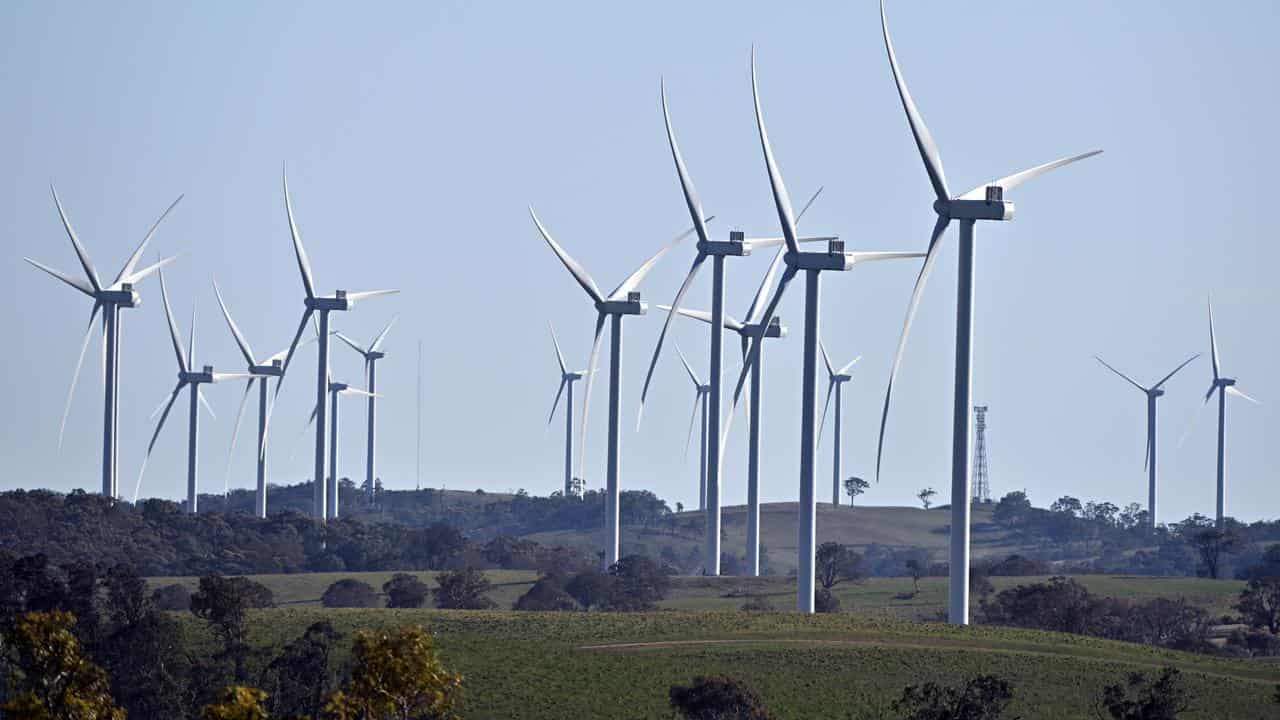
[740, 595, 774, 612]
[382, 573, 429, 609]
[814, 588, 841, 614]
[895, 674, 1014, 720]
[1095, 667, 1190, 719]
[434, 568, 495, 610]
[669, 676, 775, 720]
[152, 583, 192, 611]
[565, 570, 613, 611]
[321, 579, 379, 608]
[514, 576, 578, 611]
[606, 555, 671, 611]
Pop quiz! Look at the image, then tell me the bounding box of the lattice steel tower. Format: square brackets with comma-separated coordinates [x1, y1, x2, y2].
[972, 405, 991, 504]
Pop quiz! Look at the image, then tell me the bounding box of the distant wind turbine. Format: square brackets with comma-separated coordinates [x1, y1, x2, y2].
[335, 317, 397, 504]
[1202, 298, 1259, 528]
[545, 322, 588, 496]
[298, 373, 378, 520]
[818, 342, 860, 507]
[875, 0, 1101, 625]
[137, 271, 252, 513]
[24, 187, 182, 499]
[673, 344, 711, 511]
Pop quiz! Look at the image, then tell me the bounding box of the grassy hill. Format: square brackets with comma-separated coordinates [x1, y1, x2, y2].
[175, 608, 1280, 719]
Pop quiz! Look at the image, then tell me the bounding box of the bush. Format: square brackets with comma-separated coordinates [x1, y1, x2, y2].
[514, 576, 578, 611]
[321, 579, 379, 608]
[740, 595, 774, 612]
[1095, 667, 1189, 719]
[669, 676, 775, 720]
[382, 573, 429, 609]
[895, 674, 1014, 720]
[605, 555, 671, 611]
[152, 583, 192, 611]
[814, 588, 840, 614]
[565, 570, 613, 611]
[434, 568, 495, 610]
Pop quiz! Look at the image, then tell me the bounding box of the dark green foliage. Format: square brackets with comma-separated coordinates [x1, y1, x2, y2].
[260, 620, 340, 719]
[669, 675, 775, 720]
[189, 574, 274, 680]
[606, 555, 671, 611]
[740, 595, 773, 612]
[815, 542, 862, 590]
[514, 575, 578, 611]
[814, 588, 840, 614]
[1236, 575, 1280, 633]
[894, 674, 1014, 720]
[152, 583, 193, 611]
[1187, 529, 1237, 579]
[1096, 667, 1190, 719]
[320, 578, 379, 608]
[434, 567, 496, 609]
[564, 569, 613, 611]
[382, 573, 429, 609]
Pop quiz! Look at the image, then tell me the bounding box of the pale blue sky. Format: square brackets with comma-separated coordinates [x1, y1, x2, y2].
[2, 1, 1277, 522]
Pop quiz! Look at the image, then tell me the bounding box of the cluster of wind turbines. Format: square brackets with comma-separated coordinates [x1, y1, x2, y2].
[538, 2, 1102, 620]
[26, 173, 399, 520]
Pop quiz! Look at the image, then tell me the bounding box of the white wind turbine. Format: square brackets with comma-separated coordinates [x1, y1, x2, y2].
[213, 280, 321, 518]
[276, 171, 398, 521]
[673, 344, 711, 511]
[24, 187, 182, 499]
[1094, 353, 1199, 529]
[723, 51, 924, 612]
[530, 208, 686, 566]
[545, 322, 588, 496]
[818, 342, 860, 507]
[295, 369, 378, 520]
[137, 271, 252, 513]
[335, 318, 397, 504]
[874, 0, 1102, 625]
[1201, 298, 1258, 528]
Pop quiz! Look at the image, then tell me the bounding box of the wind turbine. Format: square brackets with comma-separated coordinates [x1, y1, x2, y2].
[638, 81, 833, 577]
[335, 318, 397, 504]
[1202, 298, 1258, 528]
[213, 280, 320, 518]
[658, 249, 793, 576]
[529, 207, 684, 567]
[137, 271, 252, 513]
[723, 51, 924, 612]
[276, 171, 398, 521]
[874, 1, 1102, 625]
[819, 342, 860, 507]
[24, 187, 182, 499]
[1094, 353, 1199, 529]
[546, 322, 588, 496]
[672, 344, 711, 511]
[295, 373, 378, 520]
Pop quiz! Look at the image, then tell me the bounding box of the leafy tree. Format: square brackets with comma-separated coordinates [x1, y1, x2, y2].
[190, 574, 273, 681]
[814, 588, 841, 614]
[565, 569, 613, 611]
[1237, 576, 1280, 633]
[844, 476, 870, 506]
[409, 522, 467, 569]
[200, 686, 270, 720]
[669, 675, 775, 720]
[321, 578, 380, 608]
[606, 555, 672, 611]
[514, 575, 578, 611]
[151, 583, 193, 611]
[383, 573, 430, 609]
[894, 674, 1014, 720]
[1187, 529, 1237, 579]
[434, 568, 495, 610]
[1051, 496, 1082, 516]
[1, 610, 126, 720]
[322, 625, 463, 720]
[917, 487, 937, 510]
[815, 542, 863, 590]
[905, 557, 924, 595]
[263, 621, 340, 719]
[1095, 667, 1190, 719]
[993, 491, 1033, 527]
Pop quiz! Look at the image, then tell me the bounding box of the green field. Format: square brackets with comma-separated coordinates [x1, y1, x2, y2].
[175, 608, 1279, 719]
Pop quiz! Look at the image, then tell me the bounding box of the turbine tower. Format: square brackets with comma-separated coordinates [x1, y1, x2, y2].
[24, 187, 182, 499]
[1094, 353, 1199, 528]
[138, 271, 251, 513]
[1203, 298, 1258, 528]
[297, 374, 378, 519]
[874, 1, 1101, 625]
[213, 280, 319, 518]
[724, 51, 923, 612]
[818, 342, 859, 506]
[530, 208, 685, 566]
[277, 172, 398, 521]
[673, 345, 711, 511]
[546, 322, 587, 496]
[335, 318, 397, 504]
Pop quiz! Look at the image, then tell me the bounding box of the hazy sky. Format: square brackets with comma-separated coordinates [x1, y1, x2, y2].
[3, 1, 1277, 523]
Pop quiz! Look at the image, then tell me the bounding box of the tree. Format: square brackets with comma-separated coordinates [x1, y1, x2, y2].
[321, 579, 380, 608]
[1, 610, 126, 720]
[190, 574, 274, 681]
[200, 686, 270, 720]
[905, 557, 924, 595]
[814, 588, 841, 613]
[669, 676, 775, 720]
[844, 476, 870, 506]
[322, 625, 463, 720]
[676, 501, 684, 514]
[894, 674, 1014, 720]
[263, 621, 340, 719]
[514, 575, 578, 611]
[815, 542, 863, 590]
[434, 568, 495, 609]
[1051, 496, 1082, 516]
[606, 555, 672, 611]
[383, 573, 430, 609]
[1187, 528, 1237, 579]
[565, 569, 613, 611]
[409, 522, 467, 570]
[917, 487, 937, 510]
[152, 583, 192, 611]
[1237, 576, 1280, 633]
[993, 491, 1033, 527]
[1095, 667, 1190, 719]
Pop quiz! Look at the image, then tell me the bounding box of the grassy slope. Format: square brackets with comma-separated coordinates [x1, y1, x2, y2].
[177, 609, 1280, 720]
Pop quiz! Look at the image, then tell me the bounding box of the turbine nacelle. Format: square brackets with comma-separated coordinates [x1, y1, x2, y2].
[938, 192, 1015, 222]
[743, 316, 787, 340]
[366, 350, 386, 361]
[699, 230, 752, 257]
[307, 291, 354, 312]
[1149, 387, 1166, 398]
[329, 381, 350, 393]
[596, 291, 646, 316]
[97, 283, 140, 307]
[1217, 377, 1237, 388]
[250, 359, 285, 378]
[180, 365, 216, 384]
[833, 374, 853, 383]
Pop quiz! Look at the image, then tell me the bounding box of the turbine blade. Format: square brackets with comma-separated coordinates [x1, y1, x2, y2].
[24, 258, 95, 296]
[198, 387, 215, 419]
[847, 250, 928, 265]
[838, 356, 862, 376]
[547, 378, 567, 426]
[277, 308, 315, 391]
[283, 170, 317, 299]
[224, 378, 255, 496]
[1207, 296, 1221, 381]
[608, 230, 685, 301]
[745, 248, 785, 325]
[50, 186, 102, 292]
[577, 312, 608, 484]
[213, 279, 257, 366]
[660, 79, 712, 248]
[880, 1, 950, 201]
[658, 304, 744, 332]
[1225, 386, 1260, 404]
[1144, 424, 1151, 473]
[751, 49, 800, 255]
[818, 378, 835, 444]
[721, 265, 799, 458]
[158, 270, 188, 373]
[338, 387, 378, 398]
[1177, 398, 1208, 448]
[529, 207, 605, 304]
[122, 255, 179, 286]
[135, 381, 185, 502]
[1151, 353, 1202, 390]
[1094, 356, 1147, 393]
[684, 391, 701, 459]
[345, 289, 398, 304]
[674, 343, 702, 387]
[637, 253, 708, 428]
[334, 332, 368, 357]
[211, 372, 254, 382]
[188, 299, 197, 371]
[1204, 384, 1217, 405]
[114, 194, 184, 285]
[368, 317, 397, 353]
[795, 186, 824, 225]
[820, 341, 835, 378]
[549, 321, 568, 374]
[876, 215, 951, 481]
[958, 150, 1104, 201]
[58, 302, 102, 447]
